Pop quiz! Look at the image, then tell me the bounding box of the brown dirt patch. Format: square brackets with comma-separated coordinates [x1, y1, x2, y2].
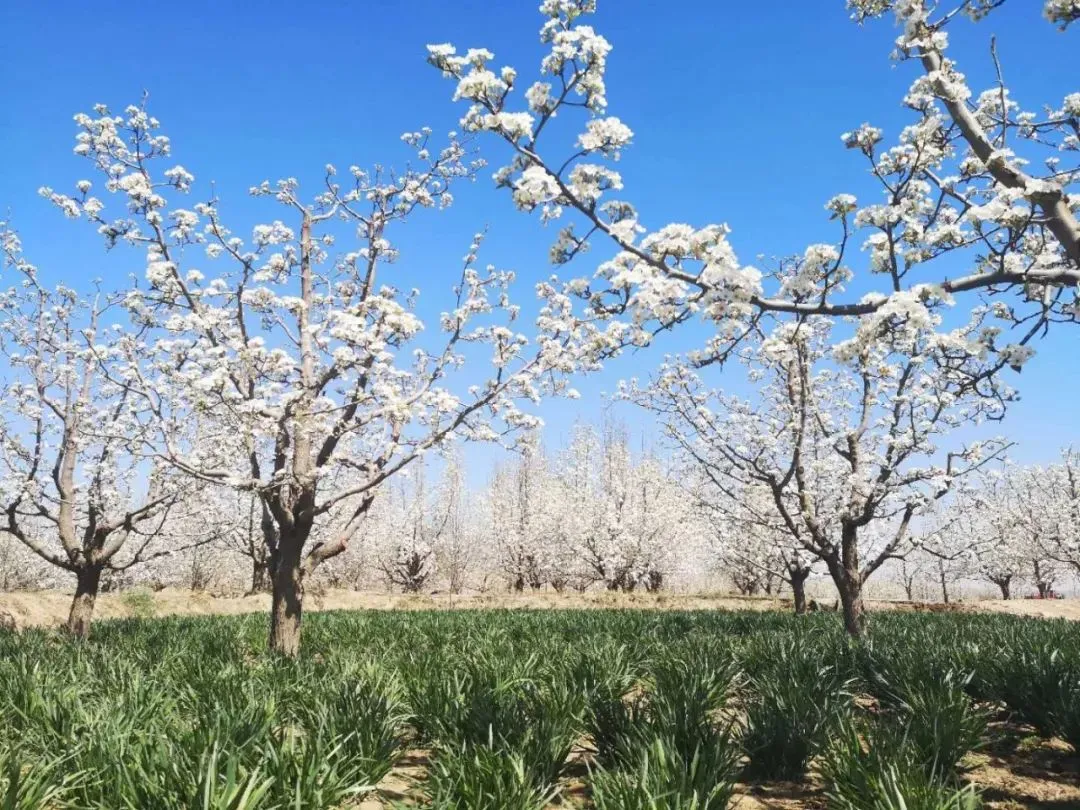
[343, 724, 1079, 809]
[966, 720, 1080, 808]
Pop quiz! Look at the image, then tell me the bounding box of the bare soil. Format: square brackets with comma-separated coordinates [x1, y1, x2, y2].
[347, 722, 1080, 809]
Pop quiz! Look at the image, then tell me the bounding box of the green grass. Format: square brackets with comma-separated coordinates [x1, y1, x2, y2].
[0, 608, 1077, 807]
[740, 633, 851, 780]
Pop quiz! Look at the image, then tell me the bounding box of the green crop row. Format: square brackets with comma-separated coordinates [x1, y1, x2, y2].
[0, 608, 1077, 808]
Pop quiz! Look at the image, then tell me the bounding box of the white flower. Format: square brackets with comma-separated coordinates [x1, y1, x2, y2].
[578, 117, 633, 156]
[999, 343, 1035, 370]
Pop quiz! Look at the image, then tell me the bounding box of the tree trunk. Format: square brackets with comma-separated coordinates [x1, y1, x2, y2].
[939, 562, 950, 604]
[832, 525, 866, 638]
[1032, 559, 1052, 598]
[67, 565, 103, 640]
[791, 569, 809, 616]
[248, 556, 271, 594]
[836, 574, 865, 637]
[994, 577, 1011, 600]
[269, 538, 304, 657]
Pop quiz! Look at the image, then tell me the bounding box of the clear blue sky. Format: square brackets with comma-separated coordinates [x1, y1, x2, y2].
[1, 0, 1076, 469]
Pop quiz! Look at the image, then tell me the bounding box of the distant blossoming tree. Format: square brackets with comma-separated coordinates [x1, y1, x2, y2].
[482, 423, 690, 593]
[369, 456, 472, 594]
[622, 317, 1009, 635]
[1039, 449, 1080, 576]
[970, 459, 1072, 596]
[486, 445, 573, 591]
[427, 452, 489, 594]
[700, 483, 820, 613]
[557, 424, 689, 593]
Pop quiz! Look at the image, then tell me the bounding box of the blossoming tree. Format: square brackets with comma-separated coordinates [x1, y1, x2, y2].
[370, 455, 473, 594]
[427, 0, 1077, 624]
[623, 316, 1009, 634]
[427, 453, 485, 594]
[482, 424, 691, 593]
[0, 226, 192, 637]
[175, 484, 272, 594]
[486, 446, 570, 590]
[1039, 449, 1080, 576]
[979, 461, 1069, 596]
[429, 0, 1078, 367]
[700, 483, 820, 613]
[558, 424, 689, 592]
[42, 103, 598, 655]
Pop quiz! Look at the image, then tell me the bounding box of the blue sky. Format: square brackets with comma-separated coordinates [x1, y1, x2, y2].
[1, 0, 1077, 471]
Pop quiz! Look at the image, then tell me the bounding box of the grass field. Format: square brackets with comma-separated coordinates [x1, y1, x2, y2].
[2, 608, 1079, 808]
[4, 587, 1080, 632]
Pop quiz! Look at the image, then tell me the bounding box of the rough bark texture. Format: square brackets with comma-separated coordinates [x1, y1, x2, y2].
[836, 574, 866, 638]
[266, 211, 315, 660]
[269, 538, 304, 657]
[832, 524, 867, 637]
[67, 565, 103, 640]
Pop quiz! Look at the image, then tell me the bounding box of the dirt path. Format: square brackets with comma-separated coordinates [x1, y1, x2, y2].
[2, 587, 1078, 630]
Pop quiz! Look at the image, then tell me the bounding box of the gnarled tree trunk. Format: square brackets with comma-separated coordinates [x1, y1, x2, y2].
[67, 564, 103, 639]
[250, 499, 278, 595]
